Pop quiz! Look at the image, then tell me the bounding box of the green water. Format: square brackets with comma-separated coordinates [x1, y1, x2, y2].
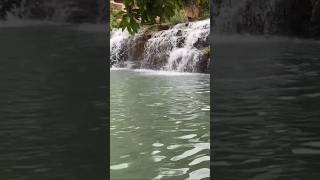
[110, 69, 210, 180]
[0, 25, 107, 179]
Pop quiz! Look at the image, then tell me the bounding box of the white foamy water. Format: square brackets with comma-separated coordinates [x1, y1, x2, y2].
[166, 19, 210, 72]
[111, 68, 208, 76]
[110, 30, 130, 65]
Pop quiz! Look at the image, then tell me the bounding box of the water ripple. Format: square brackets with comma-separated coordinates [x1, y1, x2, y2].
[111, 70, 209, 179]
[214, 39, 320, 179]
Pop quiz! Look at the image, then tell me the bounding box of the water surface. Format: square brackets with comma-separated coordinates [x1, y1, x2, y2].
[213, 36, 320, 180]
[0, 25, 107, 179]
[111, 69, 210, 179]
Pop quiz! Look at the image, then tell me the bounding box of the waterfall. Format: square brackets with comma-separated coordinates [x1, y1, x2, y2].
[110, 30, 130, 66]
[165, 19, 210, 72]
[110, 19, 210, 73]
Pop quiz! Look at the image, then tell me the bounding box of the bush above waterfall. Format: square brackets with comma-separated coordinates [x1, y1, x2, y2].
[112, 0, 209, 34]
[168, 10, 188, 26]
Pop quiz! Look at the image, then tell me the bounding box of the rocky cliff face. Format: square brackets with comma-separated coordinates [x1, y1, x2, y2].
[0, 0, 106, 23]
[212, 0, 320, 38]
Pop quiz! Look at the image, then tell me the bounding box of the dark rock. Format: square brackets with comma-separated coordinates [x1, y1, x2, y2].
[213, 0, 320, 38]
[193, 35, 209, 49]
[145, 34, 152, 40]
[157, 24, 170, 31]
[176, 37, 185, 48]
[127, 33, 149, 61]
[145, 24, 170, 32]
[141, 53, 169, 70]
[195, 48, 210, 73]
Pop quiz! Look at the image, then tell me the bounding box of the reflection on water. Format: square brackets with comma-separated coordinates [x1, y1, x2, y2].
[0, 25, 107, 179]
[213, 36, 320, 180]
[111, 69, 210, 179]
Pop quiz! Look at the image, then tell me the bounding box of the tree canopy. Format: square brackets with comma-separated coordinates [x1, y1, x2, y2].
[112, 0, 182, 34]
[112, 0, 209, 34]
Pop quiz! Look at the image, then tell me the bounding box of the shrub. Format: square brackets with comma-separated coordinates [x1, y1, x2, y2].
[168, 9, 188, 26]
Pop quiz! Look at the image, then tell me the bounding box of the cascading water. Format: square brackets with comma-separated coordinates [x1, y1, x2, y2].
[165, 19, 210, 72]
[110, 19, 210, 73]
[110, 30, 130, 66]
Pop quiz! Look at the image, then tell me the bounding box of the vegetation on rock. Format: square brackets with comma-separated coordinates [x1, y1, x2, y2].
[112, 0, 210, 34]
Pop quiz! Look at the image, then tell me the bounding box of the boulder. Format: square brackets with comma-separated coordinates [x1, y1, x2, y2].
[128, 32, 152, 61]
[195, 48, 210, 73]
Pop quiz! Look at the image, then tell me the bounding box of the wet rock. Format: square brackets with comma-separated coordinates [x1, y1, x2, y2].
[157, 24, 170, 31]
[142, 53, 169, 70]
[145, 34, 152, 40]
[195, 48, 210, 73]
[176, 37, 185, 48]
[127, 32, 152, 61]
[145, 24, 170, 32]
[193, 35, 209, 49]
[213, 0, 320, 38]
[176, 30, 183, 36]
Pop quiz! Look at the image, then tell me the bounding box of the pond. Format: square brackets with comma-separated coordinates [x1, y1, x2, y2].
[213, 36, 320, 180]
[111, 69, 210, 179]
[0, 25, 107, 179]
